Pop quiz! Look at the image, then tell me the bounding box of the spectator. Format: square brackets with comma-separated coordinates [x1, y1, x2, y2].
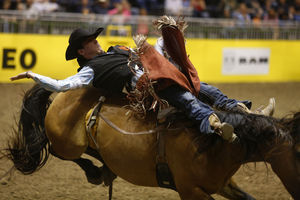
[218, 0, 237, 18]
[182, 0, 193, 16]
[232, 2, 251, 24]
[25, 0, 34, 8]
[136, 8, 149, 34]
[77, 0, 92, 14]
[27, 0, 59, 14]
[290, 0, 300, 21]
[248, 0, 263, 19]
[205, 0, 222, 18]
[276, 0, 289, 20]
[2, 0, 10, 9]
[165, 0, 183, 16]
[16, 0, 26, 10]
[128, 0, 142, 15]
[191, 0, 209, 17]
[223, 7, 232, 18]
[144, 0, 165, 16]
[264, 0, 278, 11]
[263, 7, 279, 22]
[108, 0, 131, 16]
[264, 6, 279, 39]
[92, 0, 109, 14]
[56, 0, 78, 12]
[2, 0, 300, 23]
[108, 0, 131, 29]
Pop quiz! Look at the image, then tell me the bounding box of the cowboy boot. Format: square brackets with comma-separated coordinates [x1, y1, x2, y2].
[257, 98, 275, 116]
[237, 98, 275, 117]
[208, 113, 237, 142]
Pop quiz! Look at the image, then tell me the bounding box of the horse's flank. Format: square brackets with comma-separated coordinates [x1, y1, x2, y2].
[45, 88, 100, 159]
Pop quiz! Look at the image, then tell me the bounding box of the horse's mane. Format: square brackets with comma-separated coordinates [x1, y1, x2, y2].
[192, 110, 294, 160]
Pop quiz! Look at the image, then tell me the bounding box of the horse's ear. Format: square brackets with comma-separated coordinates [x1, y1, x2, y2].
[294, 143, 300, 154]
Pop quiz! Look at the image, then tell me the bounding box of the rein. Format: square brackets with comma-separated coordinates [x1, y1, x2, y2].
[98, 112, 183, 135]
[99, 112, 157, 135]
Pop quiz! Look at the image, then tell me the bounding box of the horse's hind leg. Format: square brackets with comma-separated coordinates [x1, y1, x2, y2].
[218, 179, 256, 200]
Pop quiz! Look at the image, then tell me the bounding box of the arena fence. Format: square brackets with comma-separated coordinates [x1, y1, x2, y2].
[1, 9, 300, 40]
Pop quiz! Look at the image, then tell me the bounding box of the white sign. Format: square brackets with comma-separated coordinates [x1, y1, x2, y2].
[222, 48, 270, 75]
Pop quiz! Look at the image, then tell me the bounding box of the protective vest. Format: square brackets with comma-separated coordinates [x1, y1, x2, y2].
[77, 46, 133, 93]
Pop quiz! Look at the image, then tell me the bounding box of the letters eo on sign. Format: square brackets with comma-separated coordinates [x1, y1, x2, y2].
[2, 48, 36, 69]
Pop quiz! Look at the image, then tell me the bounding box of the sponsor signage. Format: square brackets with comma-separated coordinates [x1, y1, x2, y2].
[1, 33, 300, 82]
[2, 48, 37, 69]
[222, 48, 270, 75]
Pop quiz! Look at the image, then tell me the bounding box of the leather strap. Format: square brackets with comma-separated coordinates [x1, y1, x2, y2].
[86, 96, 106, 149]
[156, 126, 177, 190]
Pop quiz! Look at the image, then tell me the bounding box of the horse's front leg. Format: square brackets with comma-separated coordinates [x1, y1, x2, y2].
[84, 147, 117, 186]
[178, 186, 215, 200]
[50, 147, 104, 185]
[217, 178, 256, 200]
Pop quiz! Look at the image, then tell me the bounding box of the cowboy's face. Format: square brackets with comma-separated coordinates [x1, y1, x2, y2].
[78, 37, 103, 59]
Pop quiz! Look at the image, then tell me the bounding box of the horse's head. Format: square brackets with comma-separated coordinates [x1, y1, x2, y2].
[217, 110, 300, 199]
[269, 112, 300, 199]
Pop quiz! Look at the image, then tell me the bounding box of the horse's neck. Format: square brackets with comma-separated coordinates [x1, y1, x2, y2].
[218, 111, 293, 164]
[241, 136, 291, 164]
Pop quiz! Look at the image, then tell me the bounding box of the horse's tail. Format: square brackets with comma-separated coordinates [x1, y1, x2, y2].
[6, 84, 53, 174]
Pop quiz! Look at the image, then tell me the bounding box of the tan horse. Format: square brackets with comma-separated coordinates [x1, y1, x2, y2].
[5, 84, 300, 200]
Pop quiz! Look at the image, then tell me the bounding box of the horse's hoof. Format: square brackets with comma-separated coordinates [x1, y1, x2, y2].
[87, 176, 103, 185]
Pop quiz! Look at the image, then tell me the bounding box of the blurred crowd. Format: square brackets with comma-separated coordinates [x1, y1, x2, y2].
[1, 0, 300, 21]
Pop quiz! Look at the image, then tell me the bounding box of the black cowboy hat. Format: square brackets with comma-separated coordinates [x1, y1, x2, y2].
[65, 27, 104, 60]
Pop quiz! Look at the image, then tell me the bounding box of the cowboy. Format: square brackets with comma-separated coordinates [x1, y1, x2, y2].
[10, 26, 274, 142]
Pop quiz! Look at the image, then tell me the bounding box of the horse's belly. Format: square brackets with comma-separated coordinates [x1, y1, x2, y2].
[98, 119, 158, 186]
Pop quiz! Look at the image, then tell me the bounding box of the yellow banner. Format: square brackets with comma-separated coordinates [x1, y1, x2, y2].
[186, 39, 300, 82]
[1, 33, 300, 83]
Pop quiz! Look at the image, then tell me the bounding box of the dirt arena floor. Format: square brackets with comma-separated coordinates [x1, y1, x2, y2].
[0, 82, 299, 200]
